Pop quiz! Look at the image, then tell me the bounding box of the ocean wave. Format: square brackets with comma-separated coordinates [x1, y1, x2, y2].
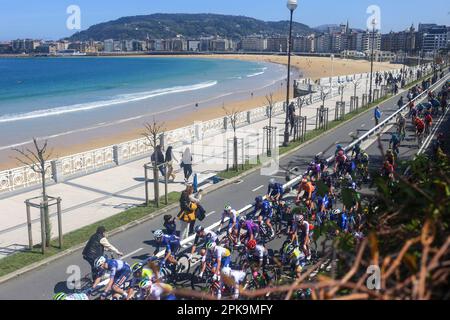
[246, 71, 265, 78]
[0, 80, 218, 123]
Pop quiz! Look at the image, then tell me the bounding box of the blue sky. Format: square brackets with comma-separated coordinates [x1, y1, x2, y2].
[0, 0, 448, 40]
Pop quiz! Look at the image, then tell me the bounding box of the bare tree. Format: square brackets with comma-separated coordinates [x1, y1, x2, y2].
[320, 87, 330, 108]
[352, 79, 360, 98]
[13, 138, 53, 247]
[297, 96, 306, 117]
[266, 93, 274, 129]
[223, 105, 241, 171]
[142, 118, 166, 206]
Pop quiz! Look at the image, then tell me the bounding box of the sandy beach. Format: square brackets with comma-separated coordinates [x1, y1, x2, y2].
[1, 55, 402, 171]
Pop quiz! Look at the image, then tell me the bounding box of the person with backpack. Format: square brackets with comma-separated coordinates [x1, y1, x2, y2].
[82, 226, 123, 280]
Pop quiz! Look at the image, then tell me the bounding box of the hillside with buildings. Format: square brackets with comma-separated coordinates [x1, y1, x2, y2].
[0, 14, 448, 63]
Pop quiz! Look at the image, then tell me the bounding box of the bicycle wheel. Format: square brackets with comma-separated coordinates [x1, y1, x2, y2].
[190, 265, 211, 292]
[176, 254, 191, 274]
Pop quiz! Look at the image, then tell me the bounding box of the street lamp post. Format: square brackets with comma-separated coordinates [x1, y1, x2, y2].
[283, 0, 298, 147]
[368, 18, 377, 104]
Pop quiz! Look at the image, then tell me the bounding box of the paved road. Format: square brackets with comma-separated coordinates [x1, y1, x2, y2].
[0, 73, 447, 300]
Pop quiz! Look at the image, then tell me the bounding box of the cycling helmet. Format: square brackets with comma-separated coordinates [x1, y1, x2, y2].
[53, 292, 66, 300]
[269, 178, 276, 185]
[224, 204, 232, 211]
[221, 267, 232, 277]
[139, 278, 152, 289]
[283, 244, 295, 255]
[247, 239, 257, 250]
[255, 196, 263, 203]
[194, 225, 204, 234]
[338, 150, 344, 157]
[94, 256, 106, 269]
[154, 229, 164, 239]
[298, 214, 304, 221]
[336, 144, 342, 150]
[239, 216, 246, 224]
[332, 209, 341, 215]
[131, 262, 144, 274]
[205, 241, 216, 250]
[314, 155, 320, 162]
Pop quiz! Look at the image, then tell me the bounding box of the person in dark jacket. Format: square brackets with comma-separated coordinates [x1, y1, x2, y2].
[82, 226, 123, 280]
[151, 145, 166, 177]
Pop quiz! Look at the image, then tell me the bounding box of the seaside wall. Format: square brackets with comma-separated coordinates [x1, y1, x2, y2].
[0, 65, 430, 197]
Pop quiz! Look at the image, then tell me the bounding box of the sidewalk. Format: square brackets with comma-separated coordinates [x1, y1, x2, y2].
[0, 74, 393, 258]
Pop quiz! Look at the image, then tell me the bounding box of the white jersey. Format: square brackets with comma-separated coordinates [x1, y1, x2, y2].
[213, 246, 231, 260]
[65, 293, 89, 300]
[228, 270, 246, 284]
[250, 245, 267, 260]
[148, 283, 173, 300]
[222, 209, 238, 223]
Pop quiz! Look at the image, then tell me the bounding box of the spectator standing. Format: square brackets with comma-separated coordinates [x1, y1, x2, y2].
[151, 145, 166, 178]
[165, 146, 178, 182]
[181, 147, 193, 182]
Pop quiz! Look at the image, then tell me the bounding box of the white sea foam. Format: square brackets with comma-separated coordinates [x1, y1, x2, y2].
[246, 71, 265, 78]
[0, 80, 218, 124]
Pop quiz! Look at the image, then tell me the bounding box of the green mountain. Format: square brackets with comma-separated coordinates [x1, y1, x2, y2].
[68, 13, 314, 41]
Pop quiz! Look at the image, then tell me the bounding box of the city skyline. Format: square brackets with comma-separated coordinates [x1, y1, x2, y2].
[0, 0, 449, 41]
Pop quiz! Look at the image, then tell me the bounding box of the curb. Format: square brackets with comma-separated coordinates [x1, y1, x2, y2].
[0, 76, 426, 284]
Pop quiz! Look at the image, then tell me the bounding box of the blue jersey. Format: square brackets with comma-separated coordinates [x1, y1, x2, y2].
[340, 213, 349, 232]
[390, 134, 400, 145]
[105, 259, 130, 278]
[252, 200, 273, 218]
[268, 183, 284, 197]
[157, 234, 180, 254]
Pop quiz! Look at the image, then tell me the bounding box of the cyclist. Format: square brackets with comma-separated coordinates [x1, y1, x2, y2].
[126, 262, 157, 300]
[414, 117, 425, 144]
[190, 226, 218, 260]
[385, 149, 395, 167]
[396, 113, 406, 141]
[252, 196, 274, 238]
[355, 150, 369, 181]
[351, 142, 362, 159]
[153, 230, 180, 269]
[389, 132, 401, 156]
[296, 215, 311, 259]
[202, 241, 232, 280]
[267, 178, 284, 203]
[335, 144, 344, 156]
[138, 278, 176, 301]
[218, 205, 239, 235]
[424, 111, 433, 136]
[281, 243, 306, 278]
[296, 177, 316, 204]
[246, 239, 269, 269]
[237, 217, 259, 244]
[381, 160, 395, 181]
[93, 256, 131, 300]
[220, 267, 247, 300]
[53, 292, 90, 301]
[334, 150, 347, 175]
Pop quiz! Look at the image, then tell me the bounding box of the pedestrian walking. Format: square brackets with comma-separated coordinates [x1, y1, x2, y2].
[181, 147, 193, 182]
[374, 106, 382, 126]
[165, 146, 178, 182]
[82, 226, 123, 280]
[151, 145, 166, 178]
[288, 102, 296, 135]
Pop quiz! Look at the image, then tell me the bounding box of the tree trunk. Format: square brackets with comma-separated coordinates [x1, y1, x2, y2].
[233, 134, 238, 171]
[41, 163, 51, 247]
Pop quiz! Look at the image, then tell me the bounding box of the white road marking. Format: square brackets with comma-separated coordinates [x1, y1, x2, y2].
[252, 185, 264, 192]
[348, 132, 354, 136]
[361, 123, 366, 128]
[122, 248, 143, 259]
[206, 211, 216, 217]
